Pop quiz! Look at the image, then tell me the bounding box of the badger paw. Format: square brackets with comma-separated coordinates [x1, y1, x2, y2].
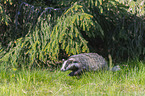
[68, 71, 75, 76]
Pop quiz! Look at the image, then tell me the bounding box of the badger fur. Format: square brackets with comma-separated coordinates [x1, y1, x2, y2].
[61, 53, 120, 76]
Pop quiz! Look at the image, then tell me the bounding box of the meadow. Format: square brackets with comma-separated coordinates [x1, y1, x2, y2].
[1, 0, 145, 95]
[0, 61, 145, 96]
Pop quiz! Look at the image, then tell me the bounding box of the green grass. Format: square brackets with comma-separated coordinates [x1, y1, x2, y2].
[0, 61, 145, 96]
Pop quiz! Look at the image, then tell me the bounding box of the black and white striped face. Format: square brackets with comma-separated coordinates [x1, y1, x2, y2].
[61, 58, 79, 71]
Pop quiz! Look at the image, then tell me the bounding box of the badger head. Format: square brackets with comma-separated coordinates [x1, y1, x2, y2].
[61, 58, 80, 72]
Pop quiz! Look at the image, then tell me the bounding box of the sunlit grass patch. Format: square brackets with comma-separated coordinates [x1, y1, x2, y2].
[0, 61, 145, 96]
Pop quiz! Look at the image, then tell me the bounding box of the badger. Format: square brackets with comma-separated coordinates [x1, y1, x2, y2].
[61, 53, 120, 76]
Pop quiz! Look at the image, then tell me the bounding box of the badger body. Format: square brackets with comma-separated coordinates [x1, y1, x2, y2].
[61, 53, 108, 76]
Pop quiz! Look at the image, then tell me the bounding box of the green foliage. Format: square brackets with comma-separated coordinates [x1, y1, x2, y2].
[0, 0, 12, 25]
[0, 2, 105, 67]
[118, 0, 145, 16]
[0, 21, 53, 67]
[0, 0, 145, 67]
[87, 0, 145, 60]
[47, 3, 104, 60]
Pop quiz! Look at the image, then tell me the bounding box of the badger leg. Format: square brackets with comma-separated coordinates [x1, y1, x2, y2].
[68, 71, 81, 76]
[68, 68, 86, 76]
[68, 71, 75, 76]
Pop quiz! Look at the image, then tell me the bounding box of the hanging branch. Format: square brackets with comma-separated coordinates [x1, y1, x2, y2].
[15, 1, 69, 28]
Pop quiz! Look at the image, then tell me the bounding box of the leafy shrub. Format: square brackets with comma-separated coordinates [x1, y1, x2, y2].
[0, 0, 144, 68]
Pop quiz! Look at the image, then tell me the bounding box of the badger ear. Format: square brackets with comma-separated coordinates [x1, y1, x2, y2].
[68, 58, 75, 61]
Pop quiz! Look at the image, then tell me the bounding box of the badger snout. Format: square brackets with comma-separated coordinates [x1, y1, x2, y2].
[61, 68, 66, 71]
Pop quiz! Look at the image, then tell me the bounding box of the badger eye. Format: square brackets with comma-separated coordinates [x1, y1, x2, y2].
[73, 61, 78, 63]
[67, 60, 73, 64]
